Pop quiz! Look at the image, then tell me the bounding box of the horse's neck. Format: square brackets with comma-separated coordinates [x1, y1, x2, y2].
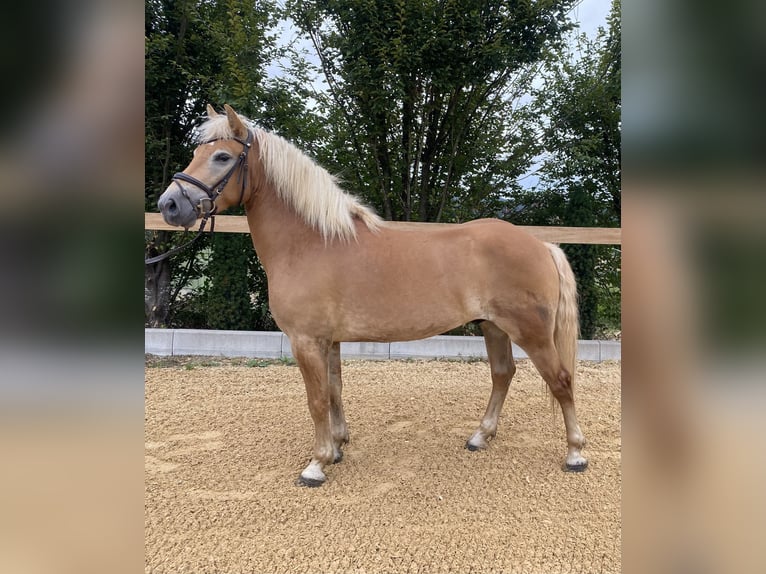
[245, 182, 319, 272]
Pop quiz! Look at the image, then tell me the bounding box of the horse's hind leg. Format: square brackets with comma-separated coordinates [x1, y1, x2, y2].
[291, 337, 335, 487]
[328, 342, 349, 462]
[466, 321, 516, 451]
[523, 340, 588, 471]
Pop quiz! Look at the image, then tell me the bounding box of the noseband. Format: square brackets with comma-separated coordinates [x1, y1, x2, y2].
[145, 130, 253, 265]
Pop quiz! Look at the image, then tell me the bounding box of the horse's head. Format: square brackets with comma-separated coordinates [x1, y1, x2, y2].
[157, 104, 254, 229]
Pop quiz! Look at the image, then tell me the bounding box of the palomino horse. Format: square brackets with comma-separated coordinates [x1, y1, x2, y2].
[157, 104, 587, 487]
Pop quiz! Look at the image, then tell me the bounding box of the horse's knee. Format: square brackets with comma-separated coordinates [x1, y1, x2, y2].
[491, 361, 515, 383]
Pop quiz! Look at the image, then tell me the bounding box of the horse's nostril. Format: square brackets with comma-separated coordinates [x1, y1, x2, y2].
[161, 197, 178, 213]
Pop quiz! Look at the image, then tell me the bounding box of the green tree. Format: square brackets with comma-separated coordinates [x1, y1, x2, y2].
[145, 0, 280, 329]
[514, 0, 621, 338]
[145, 0, 220, 327]
[196, 0, 277, 332]
[289, 0, 576, 222]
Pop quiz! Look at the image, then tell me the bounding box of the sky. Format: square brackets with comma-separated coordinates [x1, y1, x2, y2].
[519, 0, 614, 188]
[574, 0, 613, 38]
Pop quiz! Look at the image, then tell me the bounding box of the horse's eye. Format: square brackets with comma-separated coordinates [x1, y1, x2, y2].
[215, 153, 231, 162]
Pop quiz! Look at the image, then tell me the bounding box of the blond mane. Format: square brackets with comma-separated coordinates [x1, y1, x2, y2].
[196, 114, 381, 241]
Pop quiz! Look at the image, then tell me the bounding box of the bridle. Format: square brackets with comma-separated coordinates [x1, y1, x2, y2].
[173, 129, 253, 220]
[145, 130, 253, 265]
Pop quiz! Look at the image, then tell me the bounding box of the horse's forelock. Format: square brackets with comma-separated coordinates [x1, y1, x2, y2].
[195, 114, 249, 143]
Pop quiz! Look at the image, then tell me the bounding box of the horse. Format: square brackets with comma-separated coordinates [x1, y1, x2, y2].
[156, 104, 587, 487]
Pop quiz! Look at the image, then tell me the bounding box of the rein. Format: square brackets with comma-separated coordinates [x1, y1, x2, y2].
[145, 130, 253, 265]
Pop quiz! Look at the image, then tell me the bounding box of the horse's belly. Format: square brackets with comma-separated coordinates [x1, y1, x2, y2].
[336, 316, 470, 343]
[333, 281, 483, 342]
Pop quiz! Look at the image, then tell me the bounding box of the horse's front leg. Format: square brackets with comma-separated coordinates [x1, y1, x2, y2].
[292, 337, 335, 487]
[328, 342, 349, 462]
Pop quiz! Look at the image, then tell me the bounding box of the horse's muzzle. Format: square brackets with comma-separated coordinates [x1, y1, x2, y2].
[158, 186, 198, 229]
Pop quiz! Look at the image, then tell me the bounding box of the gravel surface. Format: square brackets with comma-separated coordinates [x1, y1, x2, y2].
[146, 358, 621, 573]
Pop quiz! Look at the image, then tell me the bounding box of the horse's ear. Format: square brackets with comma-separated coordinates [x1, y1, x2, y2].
[224, 104, 247, 139]
[206, 104, 219, 118]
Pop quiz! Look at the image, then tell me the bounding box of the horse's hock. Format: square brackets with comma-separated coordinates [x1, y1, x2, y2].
[145, 358, 621, 573]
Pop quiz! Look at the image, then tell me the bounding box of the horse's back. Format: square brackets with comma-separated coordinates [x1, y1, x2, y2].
[377, 217, 538, 244]
[376, 218, 551, 267]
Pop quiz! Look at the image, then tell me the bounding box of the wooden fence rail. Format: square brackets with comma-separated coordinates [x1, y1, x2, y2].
[145, 213, 621, 245]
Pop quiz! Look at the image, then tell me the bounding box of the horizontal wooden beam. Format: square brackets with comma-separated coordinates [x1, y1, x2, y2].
[517, 225, 621, 245]
[145, 213, 621, 245]
[145, 212, 251, 234]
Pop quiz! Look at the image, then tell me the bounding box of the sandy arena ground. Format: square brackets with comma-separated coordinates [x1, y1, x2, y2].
[145, 358, 621, 573]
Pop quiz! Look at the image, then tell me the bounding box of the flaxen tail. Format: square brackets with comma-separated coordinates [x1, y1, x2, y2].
[545, 243, 580, 390]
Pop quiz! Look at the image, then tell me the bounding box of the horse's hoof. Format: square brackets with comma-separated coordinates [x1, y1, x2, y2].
[333, 449, 344, 464]
[465, 441, 481, 452]
[564, 461, 588, 472]
[296, 475, 325, 488]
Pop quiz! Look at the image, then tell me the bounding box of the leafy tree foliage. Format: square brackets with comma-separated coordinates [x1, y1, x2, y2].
[288, 0, 576, 222]
[145, 0, 280, 329]
[145, 0, 221, 326]
[511, 0, 621, 338]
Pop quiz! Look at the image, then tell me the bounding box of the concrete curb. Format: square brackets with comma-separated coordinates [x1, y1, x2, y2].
[146, 329, 620, 362]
